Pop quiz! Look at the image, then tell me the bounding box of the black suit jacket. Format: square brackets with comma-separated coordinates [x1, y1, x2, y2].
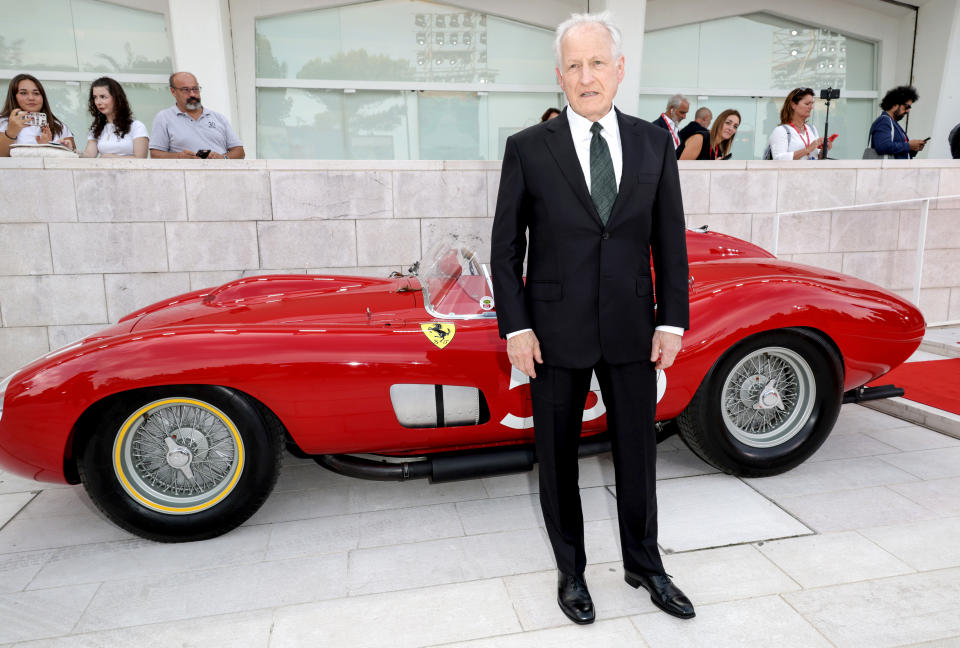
[651, 115, 669, 132]
[491, 108, 689, 369]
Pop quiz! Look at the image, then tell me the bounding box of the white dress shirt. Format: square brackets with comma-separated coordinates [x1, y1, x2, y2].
[567, 104, 622, 192]
[661, 113, 680, 148]
[507, 105, 683, 340]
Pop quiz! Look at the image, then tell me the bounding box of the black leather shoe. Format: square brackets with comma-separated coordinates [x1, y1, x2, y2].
[557, 572, 595, 624]
[625, 571, 695, 619]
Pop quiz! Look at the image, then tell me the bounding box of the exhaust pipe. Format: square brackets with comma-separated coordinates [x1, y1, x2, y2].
[843, 384, 905, 404]
[315, 435, 613, 483]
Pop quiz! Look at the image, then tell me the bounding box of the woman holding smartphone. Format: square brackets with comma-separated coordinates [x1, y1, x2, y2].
[767, 88, 832, 160]
[0, 74, 75, 156]
[81, 77, 149, 158]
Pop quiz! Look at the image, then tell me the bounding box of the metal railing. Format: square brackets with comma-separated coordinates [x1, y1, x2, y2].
[775, 194, 960, 325]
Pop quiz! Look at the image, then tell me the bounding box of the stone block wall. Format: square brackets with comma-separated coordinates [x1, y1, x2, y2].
[0, 157, 958, 377]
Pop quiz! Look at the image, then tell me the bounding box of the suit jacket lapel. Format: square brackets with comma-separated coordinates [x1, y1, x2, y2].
[545, 110, 603, 226]
[608, 109, 642, 226]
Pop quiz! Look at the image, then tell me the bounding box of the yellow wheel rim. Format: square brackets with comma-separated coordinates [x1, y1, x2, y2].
[113, 398, 245, 514]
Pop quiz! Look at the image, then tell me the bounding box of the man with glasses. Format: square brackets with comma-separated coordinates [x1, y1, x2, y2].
[150, 72, 244, 159]
[868, 86, 926, 160]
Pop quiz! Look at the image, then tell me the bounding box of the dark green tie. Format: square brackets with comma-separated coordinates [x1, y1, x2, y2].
[590, 121, 617, 225]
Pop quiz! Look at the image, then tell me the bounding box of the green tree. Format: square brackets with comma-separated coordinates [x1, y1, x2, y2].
[297, 49, 414, 82]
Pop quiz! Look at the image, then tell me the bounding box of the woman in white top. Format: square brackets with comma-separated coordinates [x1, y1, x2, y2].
[81, 77, 148, 158]
[767, 87, 833, 160]
[0, 74, 76, 156]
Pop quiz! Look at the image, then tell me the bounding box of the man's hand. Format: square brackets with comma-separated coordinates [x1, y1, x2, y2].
[650, 330, 682, 370]
[178, 149, 198, 159]
[909, 139, 926, 152]
[507, 330, 543, 379]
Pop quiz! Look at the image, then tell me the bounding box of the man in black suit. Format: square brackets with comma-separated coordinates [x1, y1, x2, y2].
[491, 12, 694, 626]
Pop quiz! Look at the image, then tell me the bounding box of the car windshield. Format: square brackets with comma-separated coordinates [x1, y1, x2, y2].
[417, 243, 496, 319]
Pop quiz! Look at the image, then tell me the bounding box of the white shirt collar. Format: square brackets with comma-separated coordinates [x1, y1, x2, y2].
[566, 105, 619, 141]
[663, 113, 677, 130]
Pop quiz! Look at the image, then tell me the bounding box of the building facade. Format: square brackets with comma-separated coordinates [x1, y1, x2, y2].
[2, 0, 958, 159]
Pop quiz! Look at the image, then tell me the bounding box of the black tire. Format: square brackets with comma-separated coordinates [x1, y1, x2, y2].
[677, 329, 843, 477]
[78, 385, 282, 542]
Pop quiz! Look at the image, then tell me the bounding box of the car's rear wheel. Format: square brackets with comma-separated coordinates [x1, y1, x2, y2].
[78, 386, 282, 542]
[677, 329, 842, 477]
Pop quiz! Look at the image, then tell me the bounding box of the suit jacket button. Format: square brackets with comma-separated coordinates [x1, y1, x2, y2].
[601, 232, 610, 240]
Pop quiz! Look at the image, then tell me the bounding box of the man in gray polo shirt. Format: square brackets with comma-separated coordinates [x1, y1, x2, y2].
[150, 72, 245, 159]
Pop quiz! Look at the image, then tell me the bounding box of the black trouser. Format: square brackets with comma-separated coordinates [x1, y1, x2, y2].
[530, 358, 664, 577]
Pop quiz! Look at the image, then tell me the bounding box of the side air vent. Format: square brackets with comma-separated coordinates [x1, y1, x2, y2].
[390, 384, 490, 428]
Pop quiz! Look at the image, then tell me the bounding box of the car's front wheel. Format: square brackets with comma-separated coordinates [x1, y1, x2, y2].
[677, 329, 843, 477]
[78, 386, 282, 542]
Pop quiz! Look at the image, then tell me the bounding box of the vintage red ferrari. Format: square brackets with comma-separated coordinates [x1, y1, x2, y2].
[0, 228, 924, 541]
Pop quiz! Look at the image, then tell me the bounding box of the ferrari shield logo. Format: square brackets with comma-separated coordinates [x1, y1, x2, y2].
[421, 322, 455, 349]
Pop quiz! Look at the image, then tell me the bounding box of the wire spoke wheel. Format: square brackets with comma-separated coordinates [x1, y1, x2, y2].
[677, 330, 842, 477]
[79, 386, 282, 542]
[720, 347, 815, 448]
[114, 398, 244, 514]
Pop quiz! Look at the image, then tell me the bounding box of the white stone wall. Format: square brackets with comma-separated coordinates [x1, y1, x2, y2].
[0, 157, 958, 376]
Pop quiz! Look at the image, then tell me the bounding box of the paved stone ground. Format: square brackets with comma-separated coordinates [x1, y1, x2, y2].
[1, 403, 960, 647]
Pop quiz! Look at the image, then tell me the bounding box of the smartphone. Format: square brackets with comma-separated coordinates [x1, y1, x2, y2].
[828, 133, 839, 142]
[23, 112, 47, 128]
[923, 137, 931, 142]
[196, 149, 211, 159]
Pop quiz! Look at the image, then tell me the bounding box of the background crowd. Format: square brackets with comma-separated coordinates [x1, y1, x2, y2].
[0, 72, 243, 159]
[2, 71, 958, 160]
[643, 85, 949, 162]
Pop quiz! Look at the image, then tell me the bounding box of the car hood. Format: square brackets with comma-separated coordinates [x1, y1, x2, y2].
[127, 275, 420, 331]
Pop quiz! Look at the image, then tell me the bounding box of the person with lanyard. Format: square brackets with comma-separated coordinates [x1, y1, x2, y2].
[652, 94, 688, 152]
[868, 86, 926, 160]
[676, 107, 712, 160]
[767, 88, 832, 160]
[708, 109, 740, 160]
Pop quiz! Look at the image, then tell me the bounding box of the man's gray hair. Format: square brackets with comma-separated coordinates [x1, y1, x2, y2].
[666, 94, 688, 110]
[554, 12, 623, 70]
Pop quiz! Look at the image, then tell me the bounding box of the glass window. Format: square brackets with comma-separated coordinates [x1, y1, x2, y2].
[257, 88, 409, 160]
[0, 0, 171, 75]
[485, 16, 556, 85]
[73, 0, 172, 74]
[257, 0, 552, 85]
[640, 13, 877, 161]
[419, 91, 481, 159]
[32, 81, 85, 138]
[641, 13, 876, 92]
[121, 82, 177, 135]
[255, 0, 559, 160]
[639, 24, 699, 89]
[488, 93, 559, 159]
[0, 0, 77, 71]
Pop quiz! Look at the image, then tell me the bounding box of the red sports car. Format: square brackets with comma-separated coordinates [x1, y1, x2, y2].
[0, 229, 924, 542]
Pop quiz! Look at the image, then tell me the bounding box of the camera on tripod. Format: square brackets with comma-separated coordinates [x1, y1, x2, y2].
[820, 88, 840, 100]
